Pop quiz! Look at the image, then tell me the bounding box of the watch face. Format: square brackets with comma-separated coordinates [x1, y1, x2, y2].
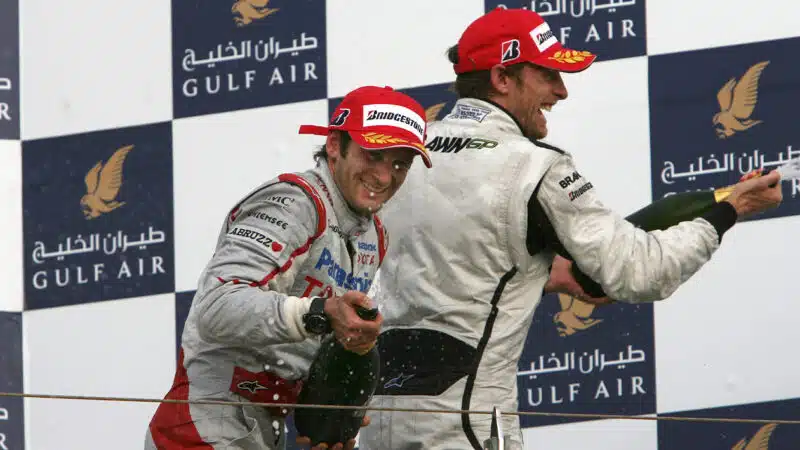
[306, 315, 327, 334]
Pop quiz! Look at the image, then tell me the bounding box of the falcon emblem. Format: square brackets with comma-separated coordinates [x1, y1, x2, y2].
[731, 423, 777, 450]
[713, 61, 769, 139]
[80, 145, 133, 220]
[553, 293, 603, 337]
[425, 102, 446, 123]
[232, 0, 279, 27]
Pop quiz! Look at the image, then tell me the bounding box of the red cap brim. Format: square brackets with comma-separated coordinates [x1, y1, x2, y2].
[351, 131, 432, 169]
[298, 125, 330, 136]
[532, 49, 597, 73]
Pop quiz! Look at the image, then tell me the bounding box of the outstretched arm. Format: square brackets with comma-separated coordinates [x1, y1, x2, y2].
[530, 154, 734, 303]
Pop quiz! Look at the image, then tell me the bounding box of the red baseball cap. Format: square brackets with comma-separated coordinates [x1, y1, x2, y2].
[454, 7, 597, 74]
[299, 85, 432, 168]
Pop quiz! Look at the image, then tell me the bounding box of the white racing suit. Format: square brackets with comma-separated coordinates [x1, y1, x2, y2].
[358, 98, 738, 449]
[144, 164, 388, 450]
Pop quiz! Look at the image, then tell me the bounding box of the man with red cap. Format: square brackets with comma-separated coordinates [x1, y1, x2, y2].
[144, 85, 431, 450]
[359, 7, 782, 450]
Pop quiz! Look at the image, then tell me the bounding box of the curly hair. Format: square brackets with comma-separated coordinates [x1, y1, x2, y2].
[312, 130, 351, 164]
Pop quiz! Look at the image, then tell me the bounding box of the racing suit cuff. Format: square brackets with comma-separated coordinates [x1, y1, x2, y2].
[282, 296, 313, 341]
[701, 201, 738, 242]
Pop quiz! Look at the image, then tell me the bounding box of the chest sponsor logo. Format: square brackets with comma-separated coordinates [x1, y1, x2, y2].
[246, 210, 289, 230]
[358, 242, 377, 252]
[267, 195, 296, 207]
[301, 247, 374, 297]
[228, 226, 284, 253]
[356, 252, 376, 266]
[328, 223, 348, 240]
[425, 136, 498, 153]
[356, 241, 377, 265]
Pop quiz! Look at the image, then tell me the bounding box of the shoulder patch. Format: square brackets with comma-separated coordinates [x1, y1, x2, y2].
[558, 171, 583, 189]
[227, 175, 326, 237]
[277, 173, 327, 238]
[227, 225, 285, 254]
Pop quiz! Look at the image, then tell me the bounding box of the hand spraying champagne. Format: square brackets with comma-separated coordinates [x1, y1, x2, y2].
[567, 155, 797, 298]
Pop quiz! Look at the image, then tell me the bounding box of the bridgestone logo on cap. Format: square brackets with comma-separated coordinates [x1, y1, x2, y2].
[530, 22, 557, 53]
[362, 104, 425, 141]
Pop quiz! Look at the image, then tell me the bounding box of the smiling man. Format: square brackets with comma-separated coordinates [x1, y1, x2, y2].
[144, 85, 431, 450]
[357, 7, 782, 450]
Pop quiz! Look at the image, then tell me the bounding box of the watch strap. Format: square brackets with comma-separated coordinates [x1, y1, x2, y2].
[308, 296, 326, 315]
[303, 297, 331, 335]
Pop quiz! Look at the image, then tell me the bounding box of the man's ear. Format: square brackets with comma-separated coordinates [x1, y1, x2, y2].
[325, 131, 341, 160]
[489, 64, 514, 95]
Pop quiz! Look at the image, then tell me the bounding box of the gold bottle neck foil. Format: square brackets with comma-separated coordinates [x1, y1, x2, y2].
[713, 185, 735, 203]
[714, 170, 765, 202]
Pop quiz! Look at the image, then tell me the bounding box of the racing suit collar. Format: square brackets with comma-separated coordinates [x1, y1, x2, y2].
[452, 97, 528, 137]
[310, 163, 373, 237]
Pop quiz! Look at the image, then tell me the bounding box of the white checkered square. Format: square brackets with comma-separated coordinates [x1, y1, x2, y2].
[172, 100, 329, 292]
[520, 414, 659, 450]
[19, 0, 172, 140]
[654, 216, 800, 414]
[542, 56, 652, 214]
[325, 0, 485, 98]
[22, 294, 177, 450]
[0, 140, 22, 312]
[646, 0, 800, 56]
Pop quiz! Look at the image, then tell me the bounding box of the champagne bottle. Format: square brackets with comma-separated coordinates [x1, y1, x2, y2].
[566, 184, 738, 298]
[564, 157, 798, 297]
[293, 306, 380, 446]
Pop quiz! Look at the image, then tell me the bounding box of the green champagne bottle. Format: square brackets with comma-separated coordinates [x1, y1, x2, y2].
[560, 156, 799, 297]
[293, 306, 380, 446]
[566, 184, 737, 298]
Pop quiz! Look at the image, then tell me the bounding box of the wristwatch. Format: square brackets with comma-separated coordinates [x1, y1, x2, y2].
[302, 297, 332, 335]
